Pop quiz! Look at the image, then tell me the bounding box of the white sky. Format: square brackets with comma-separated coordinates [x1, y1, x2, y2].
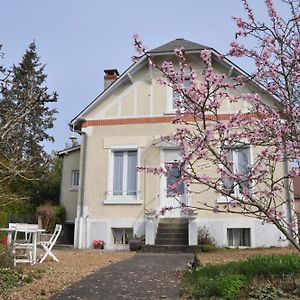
[0, 0, 276, 153]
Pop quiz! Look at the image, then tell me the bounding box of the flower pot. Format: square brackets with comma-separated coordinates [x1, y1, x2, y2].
[129, 239, 142, 251]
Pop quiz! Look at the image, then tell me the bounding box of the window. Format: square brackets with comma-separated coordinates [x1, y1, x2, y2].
[112, 150, 137, 196]
[166, 162, 185, 196]
[170, 77, 191, 111]
[71, 170, 79, 189]
[222, 146, 251, 195]
[227, 228, 251, 247]
[112, 228, 133, 244]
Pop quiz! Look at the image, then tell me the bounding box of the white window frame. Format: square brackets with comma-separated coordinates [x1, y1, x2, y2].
[104, 144, 142, 205]
[71, 170, 79, 190]
[217, 145, 252, 203]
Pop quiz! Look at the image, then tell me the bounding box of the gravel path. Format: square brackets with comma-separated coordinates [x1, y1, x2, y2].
[49, 253, 194, 300]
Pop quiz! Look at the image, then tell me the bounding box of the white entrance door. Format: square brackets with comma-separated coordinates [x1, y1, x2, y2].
[160, 149, 188, 217]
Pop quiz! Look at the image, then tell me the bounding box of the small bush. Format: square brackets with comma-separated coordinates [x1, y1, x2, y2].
[0, 211, 8, 241]
[216, 274, 247, 299]
[201, 243, 215, 252]
[197, 226, 215, 245]
[37, 204, 66, 233]
[0, 244, 13, 268]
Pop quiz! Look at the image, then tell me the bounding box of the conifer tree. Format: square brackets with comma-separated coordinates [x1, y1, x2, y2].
[0, 42, 58, 205]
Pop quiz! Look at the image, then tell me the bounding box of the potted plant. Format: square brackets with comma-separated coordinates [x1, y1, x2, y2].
[93, 239, 105, 249]
[128, 235, 144, 251]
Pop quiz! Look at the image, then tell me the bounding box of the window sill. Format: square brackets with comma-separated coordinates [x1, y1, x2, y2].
[68, 187, 79, 191]
[163, 111, 176, 115]
[103, 198, 143, 205]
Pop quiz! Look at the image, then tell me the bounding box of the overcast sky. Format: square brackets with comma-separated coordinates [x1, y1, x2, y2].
[1, 0, 274, 153]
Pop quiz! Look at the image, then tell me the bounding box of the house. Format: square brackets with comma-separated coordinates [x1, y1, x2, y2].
[58, 145, 80, 245]
[60, 38, 291, 250]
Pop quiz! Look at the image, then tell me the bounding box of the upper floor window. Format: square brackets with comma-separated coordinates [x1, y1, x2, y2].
[222, 146, 251, 196]
[172, 77, 191, 111]
[112, 150, 137, 196]
[71, 170, 79, 189]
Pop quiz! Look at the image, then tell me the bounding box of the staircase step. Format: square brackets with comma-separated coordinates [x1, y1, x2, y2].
[158, 223, 188, 229]
[142, 245, 201, 253]
[157, 228, 188, 234]
[155, 238, 188, 245]
[156, 233, 188, 239]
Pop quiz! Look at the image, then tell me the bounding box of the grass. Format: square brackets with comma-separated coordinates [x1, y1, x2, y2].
[0, 244, 47, 295]
[181, 254, 300, 299]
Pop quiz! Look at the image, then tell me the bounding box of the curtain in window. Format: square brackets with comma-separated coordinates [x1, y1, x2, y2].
[113, 229, 123, 244]
[237, 147, 250, 190]
[113, 152, 123, 195]
[223, 149, 234, 193]
[127, 151, 137, 195]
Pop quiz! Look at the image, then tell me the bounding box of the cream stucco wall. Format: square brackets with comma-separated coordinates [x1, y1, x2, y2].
[60, 148, 80, 222]
[72, 51, 286, 249]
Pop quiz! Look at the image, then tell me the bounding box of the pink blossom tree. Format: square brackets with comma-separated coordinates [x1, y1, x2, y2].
[134, 0, 300, 251]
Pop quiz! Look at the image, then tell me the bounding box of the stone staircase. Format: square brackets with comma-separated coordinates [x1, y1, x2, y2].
[143, 218, 200, 252]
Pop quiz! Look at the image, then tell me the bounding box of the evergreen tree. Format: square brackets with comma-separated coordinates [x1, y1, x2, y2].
[0, 42, 58, 206]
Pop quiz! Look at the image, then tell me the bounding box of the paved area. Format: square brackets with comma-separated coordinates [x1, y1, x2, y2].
[49, 252, 194, 300]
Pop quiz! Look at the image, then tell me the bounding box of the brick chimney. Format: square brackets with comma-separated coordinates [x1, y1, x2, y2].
[104, 69, 119, 89]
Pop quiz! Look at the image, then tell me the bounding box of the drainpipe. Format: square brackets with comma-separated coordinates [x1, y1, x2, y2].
[69, 119, 87, 249]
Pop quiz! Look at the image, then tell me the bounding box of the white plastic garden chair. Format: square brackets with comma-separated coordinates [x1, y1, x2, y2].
[12, 224, 38, 266]
[37, 224, 62, 263]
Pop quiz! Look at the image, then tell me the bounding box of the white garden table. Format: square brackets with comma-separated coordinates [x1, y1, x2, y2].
[0, 224, 45, 264]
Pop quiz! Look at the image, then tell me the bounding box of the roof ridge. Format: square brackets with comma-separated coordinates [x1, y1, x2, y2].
[149, 38, 209, 53]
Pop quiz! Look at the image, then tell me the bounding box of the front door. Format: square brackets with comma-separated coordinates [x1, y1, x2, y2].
[160, 149, 188, 217]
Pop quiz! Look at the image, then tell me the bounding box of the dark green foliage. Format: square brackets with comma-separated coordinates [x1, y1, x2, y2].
[0, 41, 58, 206]
[181, 254, 300, 299]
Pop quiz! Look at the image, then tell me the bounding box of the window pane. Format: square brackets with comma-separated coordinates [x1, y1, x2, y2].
[223, 149, 234, 193]
[166, 162, 185, 195]
[172, 78, 190, 109]
[127, 151, 137, 195]
[237, 147, 250, 190]
[72, 170, 79, 187]
[113, 152, 123, 195]
[227, 228, 251, 247]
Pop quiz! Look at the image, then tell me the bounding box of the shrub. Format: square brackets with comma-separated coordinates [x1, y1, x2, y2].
[201, 243, 215, 252]
[216, 274, 247, 299]
[197, 226, 215, 246]
[0, 211, 8, 241]
[0, 244, 13, 268]
[37, 204, 66, 233]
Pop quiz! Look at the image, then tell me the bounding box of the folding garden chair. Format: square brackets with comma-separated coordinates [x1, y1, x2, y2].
[12, 224, 38, 266]
[38, 224, 62, 263]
